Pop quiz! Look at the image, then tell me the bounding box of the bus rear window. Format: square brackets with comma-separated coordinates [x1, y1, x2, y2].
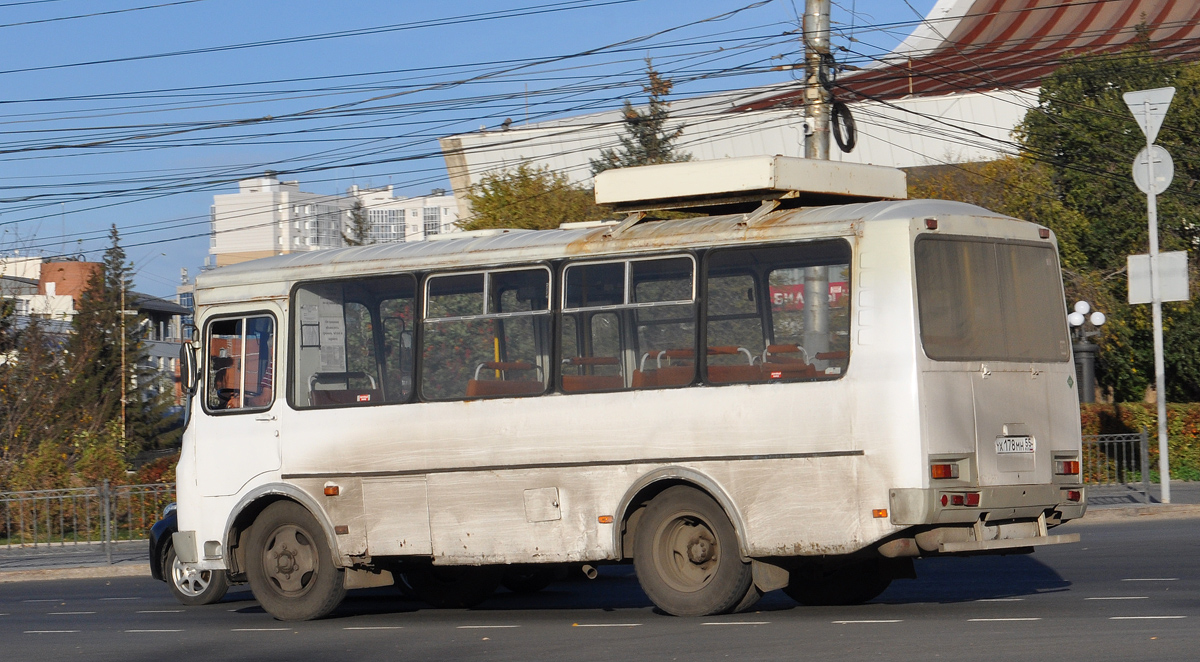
[915, 237, 1069, 363]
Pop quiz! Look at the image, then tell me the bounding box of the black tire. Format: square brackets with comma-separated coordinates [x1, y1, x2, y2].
[164, 544, 229, 606]
[784, 560, 891, 606]
[245, 501, 346, 621]
[501, 565, 558, 594]
[633, 486, 754, 617]
[399, 565, 503, 608]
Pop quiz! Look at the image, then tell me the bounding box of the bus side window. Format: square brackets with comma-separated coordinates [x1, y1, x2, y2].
[705, 241, 852, 384]
[205, 315, 275, 412]
[705, 272, 764, 384]
[292, 275, 414, 408]
[631, 257, 696, 389]
[560, 256, 696, 393]
[421, 268, 551, 401]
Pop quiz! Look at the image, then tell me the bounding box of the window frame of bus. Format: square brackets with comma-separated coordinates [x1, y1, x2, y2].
[201, 311, 278, 416]
[701, 239, 853, 386]
[287, 274, 418, 410]
[559, 253, 699, 392]
[419, 264, 553, 402]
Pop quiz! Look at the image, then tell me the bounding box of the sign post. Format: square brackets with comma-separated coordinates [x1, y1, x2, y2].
[1123, 87, 1177, 503]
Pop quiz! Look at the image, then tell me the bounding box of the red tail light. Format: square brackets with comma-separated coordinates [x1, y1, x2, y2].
[940, 492, 980, 507]
[964, 492, 980, 507]
[1066, 490, 1082, 502]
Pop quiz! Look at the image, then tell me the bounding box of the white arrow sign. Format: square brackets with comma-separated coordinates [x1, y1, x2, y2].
[1123, 87, 1175, 144]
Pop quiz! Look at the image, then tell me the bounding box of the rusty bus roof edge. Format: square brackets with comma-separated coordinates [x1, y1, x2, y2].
[193, 199, 1010, 304]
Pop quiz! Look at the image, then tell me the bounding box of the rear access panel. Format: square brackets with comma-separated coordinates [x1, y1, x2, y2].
[972, 366, 1052, 486]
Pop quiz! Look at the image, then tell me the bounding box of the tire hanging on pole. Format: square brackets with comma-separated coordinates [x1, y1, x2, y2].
[831, 100, 856, 153]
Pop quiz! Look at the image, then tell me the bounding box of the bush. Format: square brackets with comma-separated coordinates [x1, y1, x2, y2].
[1080, 403, 1200, 481]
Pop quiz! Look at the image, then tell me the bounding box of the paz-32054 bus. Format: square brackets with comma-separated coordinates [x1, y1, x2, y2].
[165, 157, 1083, 620]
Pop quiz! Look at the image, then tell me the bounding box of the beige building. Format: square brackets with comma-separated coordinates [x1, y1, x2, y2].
[210, 175, 460, 267]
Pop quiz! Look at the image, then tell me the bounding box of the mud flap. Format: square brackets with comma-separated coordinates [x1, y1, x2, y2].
[752, 559, 790, 592]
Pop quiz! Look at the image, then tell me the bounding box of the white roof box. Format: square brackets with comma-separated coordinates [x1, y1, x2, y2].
[593, 155, 907, 212]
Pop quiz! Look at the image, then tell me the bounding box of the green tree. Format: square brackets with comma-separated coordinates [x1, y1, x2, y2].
[462, 162, 610, 231]
[342, 199, 373, 246]
[590, 60, 692, 175]
[1016, 43, 1200, 400]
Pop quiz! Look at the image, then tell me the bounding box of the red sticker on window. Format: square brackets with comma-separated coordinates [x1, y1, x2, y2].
[769, 371, 783, 379]
[357, 394, 371, 402]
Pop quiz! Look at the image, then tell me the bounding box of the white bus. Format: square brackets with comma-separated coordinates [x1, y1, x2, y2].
[170, 157, 1084, 621]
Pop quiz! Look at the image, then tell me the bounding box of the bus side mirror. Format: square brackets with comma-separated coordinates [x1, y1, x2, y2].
[180, 342, 198, 394]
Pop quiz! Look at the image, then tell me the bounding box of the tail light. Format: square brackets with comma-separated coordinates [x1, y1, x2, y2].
[940, 492, 980, 507]
[931, 463, 959, 479]
[1055, 460, 1080, 475]
[1066, 490, 1082, 502]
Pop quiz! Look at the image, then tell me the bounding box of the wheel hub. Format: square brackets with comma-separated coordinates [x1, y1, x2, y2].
[273, 545, 299, 578]
[687, 536, 714, 564]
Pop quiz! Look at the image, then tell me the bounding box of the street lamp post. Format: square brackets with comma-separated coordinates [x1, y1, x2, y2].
[1068, 301, 1106, 404]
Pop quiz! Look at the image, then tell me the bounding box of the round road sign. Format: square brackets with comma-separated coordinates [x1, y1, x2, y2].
[1133, 145, 1174, 195]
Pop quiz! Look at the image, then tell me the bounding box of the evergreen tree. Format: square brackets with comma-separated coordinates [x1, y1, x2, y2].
[66, 225, 178, 455]
[342, 199, 373, 246]
[590, 61, 692, 175]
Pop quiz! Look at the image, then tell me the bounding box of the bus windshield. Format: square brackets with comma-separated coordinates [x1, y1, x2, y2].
[915, 236, 1069, 363]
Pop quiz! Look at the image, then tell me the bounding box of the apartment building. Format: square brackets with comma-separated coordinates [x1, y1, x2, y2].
[210, 174, 459, 267]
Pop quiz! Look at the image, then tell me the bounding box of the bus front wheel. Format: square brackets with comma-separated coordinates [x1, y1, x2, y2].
[246, 501, 346, 621]
[633, 486, 754, 617]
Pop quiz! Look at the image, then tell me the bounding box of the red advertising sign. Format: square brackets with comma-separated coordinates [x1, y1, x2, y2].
[769, 282, 848, 311]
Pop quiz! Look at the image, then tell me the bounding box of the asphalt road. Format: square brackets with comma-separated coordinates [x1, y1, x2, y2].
[1, 517, 1197, 662]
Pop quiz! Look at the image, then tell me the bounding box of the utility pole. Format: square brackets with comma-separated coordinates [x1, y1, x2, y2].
[803, 0, 831, 161]
[120, 281, 126, 441]
[803, 0, 832, 361]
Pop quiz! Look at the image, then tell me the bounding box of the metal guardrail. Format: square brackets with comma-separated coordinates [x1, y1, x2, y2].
[1082, 431, 1151, 504]
[0, 482, 174, 563]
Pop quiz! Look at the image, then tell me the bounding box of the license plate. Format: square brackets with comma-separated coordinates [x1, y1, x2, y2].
[995, 435, 1035, 454]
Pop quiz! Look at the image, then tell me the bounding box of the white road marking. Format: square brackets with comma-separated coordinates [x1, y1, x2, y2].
[232, 628, 291, 632]
[101, 597, 141, 601]
[25, 630, 79, 634]
[1121, 578, 1178, 582]
[1086, 596, 1149, 601]
[1110, 616, 1186, 620]
[703, 621, 770, 626]
[49, 611, 96, 615]
[137, 610, 185, 613]
[976, 598, 1024, 602]
[832, 620, 903, 624]
[23, 599, 59, 603]
[344, 626, 404, 630]
[571, 623, 642, 627]
[125, 629, 183, 633]
[968, 618, 1041, 622]
[457, 625, 520, 629]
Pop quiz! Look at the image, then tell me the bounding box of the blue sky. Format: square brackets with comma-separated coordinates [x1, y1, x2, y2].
[0, 0, 937, 296]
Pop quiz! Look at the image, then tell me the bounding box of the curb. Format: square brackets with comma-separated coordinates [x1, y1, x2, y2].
[0, 563, 151, 584]
[1075, 503, 1200, 523]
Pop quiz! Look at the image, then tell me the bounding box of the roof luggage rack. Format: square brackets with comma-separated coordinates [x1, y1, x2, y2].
[593, 155, 907, 216]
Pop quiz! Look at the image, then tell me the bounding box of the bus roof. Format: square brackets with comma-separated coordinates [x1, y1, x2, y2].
[194, 198, 1013, 304]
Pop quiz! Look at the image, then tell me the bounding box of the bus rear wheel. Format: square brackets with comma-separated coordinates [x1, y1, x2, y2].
[784, 560, 892, 606]
[633, 486, 754, 617]
[246, 501, 346, 621]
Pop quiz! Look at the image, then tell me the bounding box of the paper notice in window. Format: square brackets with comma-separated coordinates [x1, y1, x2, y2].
[319, 318, 346, 371]
[300, 304, 320, 324]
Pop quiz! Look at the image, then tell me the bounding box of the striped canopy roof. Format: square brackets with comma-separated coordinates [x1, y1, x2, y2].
[735, 0, 1200, 111]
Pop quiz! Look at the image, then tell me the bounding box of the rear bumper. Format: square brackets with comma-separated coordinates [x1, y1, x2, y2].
[888, 484, 1086, 526]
